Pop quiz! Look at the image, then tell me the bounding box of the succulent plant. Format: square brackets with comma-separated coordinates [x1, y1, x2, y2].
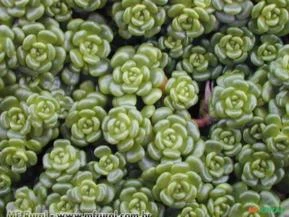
[177, 202, 209, 217]
[42, 139, 86, 183]
[212, 27, 255, 65]
[0, 139, 38, 174]
[164, 71, 199, 110]
[102, 105, 152, 163]
[89, 145, 126, 183]
[207, 184, 234, 217]
[262, 114, 289, 161]
[269, 45, 289, 87]
[67, 171, 115, 212]
[6, 187, 43, 212]
[230, 189, 281, 217]
[65, 17, 113, 77]
[147, 107, 203, 163]
[150, 162, 203, 208]
[167, 2, 217, 40]
[212, 0, 253, 26]
[64, 93, 106, 147]
[251, 34, 283, 66]
[275, 89, 289, 117]
[235, 143, 284, 190]
[112, 0, 167, 39]
[66, 0, 106, 12]
[249, 0, 289, 36]
[210, 73, 260, 128]
[0, 0, 45, 24]
[114, 179, 163, 216]
[0, 167, 16, 197]
[99, 43, 168, 106]
[43, 0, 72, 22]
[176, 41, 222, 81]
[14, 19, 66, 76]
[46, 193, 79, 213]
[209, 121, 242, 157]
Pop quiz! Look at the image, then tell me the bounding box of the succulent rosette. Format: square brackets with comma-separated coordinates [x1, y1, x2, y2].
[269, 45, 289, 87]
[65, 17, 113, 77]
[145, 162, 204, 208]
[46, 193, 79, 213]
[212, 27, 255, 65]
[6, 187, 43, 212]
[147, 107, 203, 163]
[158, 34, 190, 59]
[89, 146, 126, 184]
[176, 41, 222, 81]
[0, 0, 44, 24]
[64, 94, 107, 147]
[251, 34, 283, 66]
[262, 114, 289, 161]
[209, 121, 242, 157]
[14, 19, 66, 76]
[207, 184, 234, 217]
[275, 89, 289, 117]
[114, 179, 163, 217]
[66, 0, 106, 12]
[112, 0, 167, 39]
[0, 96, 31, 139]
[0, 139, 39, 175]
[99, 43, 168, 106]
[210, 73, 260, 128]
[67, 171, 115, 212]
[167, 2, 217, 40]
[212, 0, 253, 25]
[249, 0, 289, 36]
[43, 0, 72, 22]
[235, 143, 284, 190]
[0, 25, 17, 73]
[177, 202, 209, 217]
[230, 189, 281, 217]
[102, 105, 152, 163]
[42, 139, 86, 184]
[27, 91, 60, 129]
[0, 167, 17, 198]
[164, 71, 199, 110]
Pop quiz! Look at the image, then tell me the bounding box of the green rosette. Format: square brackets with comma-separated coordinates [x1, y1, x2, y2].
[209, 121, 242, 157]
[66, 0, 106, 12]
[164, 71, 199, 110]
[99, 43, 168, 106]
[230, 188, 281, 217]
[64, 92, 107, 147]
[14, 19, 66, 76]
[177, 202, 209, 217]
[43, 0, 72, 22]
[46, 193, 79, 213]
[102, 105, 152, 163]
[112, 0, 167, 39]
[210, 73, 260, 128]
[89, 145, 126, 184]
[212, 27, 255, 65]
[251, 34, 283, 66]
[65, 17, 113, 77]
[147, 107, 203, 163]
[0, 139, 39, 175]
[67, 171, 115, 212]
[275, 89, 289, 117]
[212, 0, 253, 26]
[235, 143, 284, 190]
[207, 184, 234, 217]
[176, 40, 222, 81]
[6, 187, 43, 212]
[114, 179, 164, 217]
[269, 45, 289, 87]
[0, 0, 45, 24]
[42, 139, 86, 186]
[167, 2, 217, 40]
[249, 0, 289, 36]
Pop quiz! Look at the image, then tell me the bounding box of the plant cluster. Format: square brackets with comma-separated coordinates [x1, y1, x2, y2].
[1, 0, 289, 217]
